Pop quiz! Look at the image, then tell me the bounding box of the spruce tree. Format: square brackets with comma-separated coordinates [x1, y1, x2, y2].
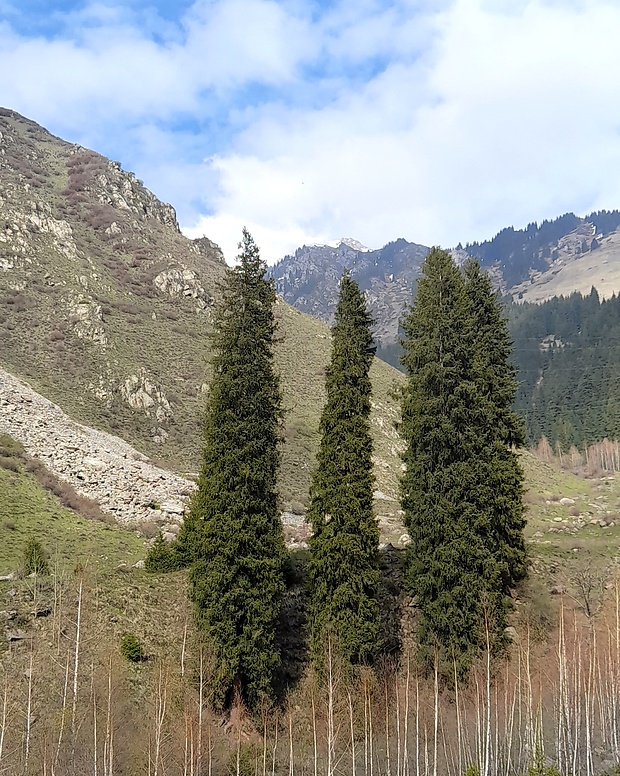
[176, 228, 287, 711]
[463, 259, 527, 589]
[400, 248, 508, 675]
[307, 272, 380, 666]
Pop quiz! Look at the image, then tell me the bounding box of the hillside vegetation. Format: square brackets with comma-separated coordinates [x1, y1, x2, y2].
[509, 290, 620, 449]
[3, 431, 620, 774]
[0, 433, 145, 575]
[0, 108, 403, 511]
[6, 106, 620, 775]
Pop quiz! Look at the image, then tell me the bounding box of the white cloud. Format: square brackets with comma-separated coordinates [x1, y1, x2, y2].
[2, 0, 620, 264]
[0, 0, 315, 131]
[187, 0, 620, 261]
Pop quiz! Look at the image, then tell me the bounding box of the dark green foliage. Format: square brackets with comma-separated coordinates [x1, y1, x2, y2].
[226, 744, 260, 776]
[120, 633, 144, 663]
[463, 260, 527, 589]
[144, 534, 182, 572]
[380, 288, 620, 459]
[508, 289, 620, 451]
[176, 229, 287, 711]
[307, 273, 379, 666]
[400, 249, 525, 676]
[22, 537, 49, 575]
[527, 750, 561, 776]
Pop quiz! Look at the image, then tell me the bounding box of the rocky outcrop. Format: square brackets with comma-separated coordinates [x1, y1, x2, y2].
[67, 293, 108, 346]
[86, 155, 180, 233]
[269, 238, 429, 346]
[0, 199, 78, 265]
[0, 367, 194, 530]
[192, 236, 226, 264]
[120, 370, 172, 425]
[153, 266, 211, 310]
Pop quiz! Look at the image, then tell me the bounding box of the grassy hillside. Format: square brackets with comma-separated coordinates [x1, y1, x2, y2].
[0, 108, 403, 510]
[521, 451, 620, 575]
[0, 434, 145, 575]
[2, 434, 620, 774]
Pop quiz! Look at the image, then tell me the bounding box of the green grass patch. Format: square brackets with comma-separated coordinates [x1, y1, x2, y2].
[0, 463, 145, 576]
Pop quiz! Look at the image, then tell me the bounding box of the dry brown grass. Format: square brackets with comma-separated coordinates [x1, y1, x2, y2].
[24, 458, 115, 524]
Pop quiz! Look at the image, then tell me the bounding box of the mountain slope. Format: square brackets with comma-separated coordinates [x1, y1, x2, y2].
[0, 108, 403, 512]
[508, 290, 620, 448]
[270, 212, 620, 348]
[509, 227, 620, 303]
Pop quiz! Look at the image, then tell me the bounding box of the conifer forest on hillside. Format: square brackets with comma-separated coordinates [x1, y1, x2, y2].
[509, 289, 620, 451]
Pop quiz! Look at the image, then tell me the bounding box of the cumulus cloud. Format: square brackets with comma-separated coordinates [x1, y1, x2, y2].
[187, 0, 620, 261]
[2, 0, 620, 263]
[0, 0, 315, 127]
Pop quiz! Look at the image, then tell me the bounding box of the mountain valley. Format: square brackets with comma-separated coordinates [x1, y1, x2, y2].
[270, 212, 620, 348]
[4, 107, 620, 775]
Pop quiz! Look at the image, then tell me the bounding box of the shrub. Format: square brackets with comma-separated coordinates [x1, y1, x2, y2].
[289, 500, 306, 516]
[25, 459, 113, 523]
[226, 744, 260, 776]
[137, 520, 160, 539]
[527, 751, 560, 776]
[0, 456, 20, 472]
[22, 537, 49, 575]
[145, 534, 182, 573]
[120, 633, 144, 663]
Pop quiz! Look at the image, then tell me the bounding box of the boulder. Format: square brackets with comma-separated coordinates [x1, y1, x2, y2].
[160, 499, 184, 516]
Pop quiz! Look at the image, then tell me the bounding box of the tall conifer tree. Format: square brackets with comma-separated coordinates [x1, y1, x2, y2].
[176, 228, 286, 710]
[308, 272, 380, 666]
[400, 248, 508, 675]
[463, 259, 527, 589]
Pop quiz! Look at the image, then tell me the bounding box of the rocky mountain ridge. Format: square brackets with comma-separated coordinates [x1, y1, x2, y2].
[269, 238, 428, 346]
[270, 212, 620, 347]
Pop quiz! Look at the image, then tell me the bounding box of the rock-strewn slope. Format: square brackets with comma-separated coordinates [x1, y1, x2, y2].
[0, 368, 405, 547]
[0, 367, 194, 531]
[0, 107, 405, 508]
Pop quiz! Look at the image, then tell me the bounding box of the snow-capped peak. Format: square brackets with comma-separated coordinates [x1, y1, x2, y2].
[328, 237, 371, 252]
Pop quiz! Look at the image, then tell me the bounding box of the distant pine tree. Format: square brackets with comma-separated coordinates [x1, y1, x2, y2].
[307, 272, 380, 667]
[400, 248, 509, 676]
[175, 228, 286, 711]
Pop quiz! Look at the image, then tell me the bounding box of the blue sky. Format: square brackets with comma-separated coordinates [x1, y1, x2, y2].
[1, 0, 620, 263]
